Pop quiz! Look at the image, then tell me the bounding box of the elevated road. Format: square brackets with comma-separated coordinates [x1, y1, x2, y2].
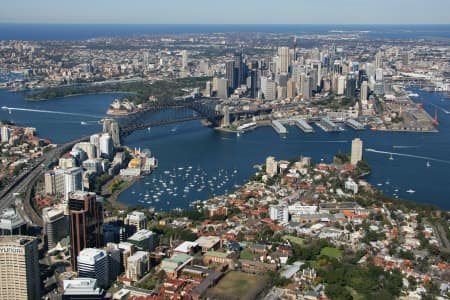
[0, 136, 90, 224]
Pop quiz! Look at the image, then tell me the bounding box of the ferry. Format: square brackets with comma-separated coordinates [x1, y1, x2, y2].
[406, 189, 416, 194]
[236, 122, 257, 132]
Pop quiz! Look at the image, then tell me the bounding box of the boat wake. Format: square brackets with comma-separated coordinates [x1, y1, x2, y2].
[1, 106, 104, 118]
[427, 103, 450, 114]
[392, 145, 420, 149]
[365, 148, 450, 165]
[302, 140, 348, 143]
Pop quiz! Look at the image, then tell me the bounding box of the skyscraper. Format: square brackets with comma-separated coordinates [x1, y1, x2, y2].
[90, 134, 101, 158]
[217, 78, 228, 99]
[249, 69, 258, 98]
[360, 81, 368, 102]
[125, 211, 147, 232]
[181, 50, 188, 69]
[0, 236, 40, 300]
[351, 138, 363, 166]
[346, 73, 357, 98]
[0, 126, 10, 143]
[69, 191, 103, 270]
[64, 167, 83, 201]
[77, 248, 109, 288]
[42, 206, 68, 249]
[277, 47, 289, 73]
[266, 156, 278, 176]
[99, 133, 113, 159]
[225, 60, 235, 93]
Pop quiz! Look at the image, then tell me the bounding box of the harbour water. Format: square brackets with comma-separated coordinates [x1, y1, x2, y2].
[0, 88, 449, 209]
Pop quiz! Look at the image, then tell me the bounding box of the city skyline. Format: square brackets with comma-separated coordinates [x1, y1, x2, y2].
[1, 0, 450, 25]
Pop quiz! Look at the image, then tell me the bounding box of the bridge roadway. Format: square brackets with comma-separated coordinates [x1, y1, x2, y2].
[0, 103, 273, 224]
[120, 115, 203, 135]
[118, 101, 273, 136]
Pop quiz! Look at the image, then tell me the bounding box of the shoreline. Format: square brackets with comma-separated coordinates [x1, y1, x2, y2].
[215, 120, 437, 134]
[102, 175, 139, 210]
[24, 91, 136, 102]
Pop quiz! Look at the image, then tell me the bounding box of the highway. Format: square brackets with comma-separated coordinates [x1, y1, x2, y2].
[0, 136, 90, 223]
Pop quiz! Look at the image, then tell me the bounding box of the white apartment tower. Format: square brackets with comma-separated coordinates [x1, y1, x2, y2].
[351, 138, 363, 166]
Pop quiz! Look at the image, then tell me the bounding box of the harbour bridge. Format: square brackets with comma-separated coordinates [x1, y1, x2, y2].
[114, 100, 273, 137]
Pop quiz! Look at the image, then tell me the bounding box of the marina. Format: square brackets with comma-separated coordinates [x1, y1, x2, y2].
[0, 88, 449, 210]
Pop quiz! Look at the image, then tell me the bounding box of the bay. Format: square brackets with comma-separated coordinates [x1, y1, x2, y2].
[0, 89, 448, 210]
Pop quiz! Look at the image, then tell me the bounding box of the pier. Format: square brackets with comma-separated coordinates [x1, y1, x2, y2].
[346, 119, 365, 130]
[271, 120, 287, 135]
[316, 117, 343, 132]
[290, 118, 314, 133]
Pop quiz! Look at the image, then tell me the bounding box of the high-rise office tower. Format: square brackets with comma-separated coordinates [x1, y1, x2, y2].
[77, 248, 109, 288]
[42, 206, 68, 249]
[181, 50, 188, 69]
[351, 138, 363, 166]
[0, 208, 27, 236]
[102, 119, 120, 147]
[0, 236, 40, 300]
[277, 47, 289, 74]
[99, 133, 113, 159]
[217, 78, 229, 99]
[74, 142, 96, 160]
[346, 73, 357, 98]
[125, 211, 147, 232]
[337, 75, 346, 95]
[1, 126, 10, 143]
[287, 79, 296, 99]
[265, 80, 277, 101]
[90, 134, 101, 158]
[360, 81, 368, 102]
[225, 60, 236, 93]
[233, 51, 244, 87]
[69, 191, 103, 270]
[266, 156, 278, 177]
[105, 243, 121, 283]
[64, 167, 83, 201]
[301, 75, 312, 100]
[249, 69, 258, 98]
[44, 171, 57, 195]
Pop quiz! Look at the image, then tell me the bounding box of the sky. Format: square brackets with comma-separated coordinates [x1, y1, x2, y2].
[1, 0, 449, 25]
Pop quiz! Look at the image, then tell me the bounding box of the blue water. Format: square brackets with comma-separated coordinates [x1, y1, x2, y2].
[0, 89, 448, 210]
[0, 24, 449, 41]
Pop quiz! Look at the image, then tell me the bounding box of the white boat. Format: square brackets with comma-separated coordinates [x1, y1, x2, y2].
[426, 161, 431, 167]
[388, 154, 394, 160]
[406, 189, 416, 194]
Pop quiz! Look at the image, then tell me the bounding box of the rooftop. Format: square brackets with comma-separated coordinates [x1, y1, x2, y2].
[78, 248, 106, 264]
[128, 229, 155, 242]
[174, 241, 198, 253]
[195, 236, 220, 249]
[63, 278, 104, 295]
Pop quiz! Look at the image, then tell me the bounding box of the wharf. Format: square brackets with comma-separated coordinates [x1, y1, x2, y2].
[288, 118, 314, 133]
[271, 120, 287, 135]
[346, 119, 365, 130]
[316, 117, 343, 132]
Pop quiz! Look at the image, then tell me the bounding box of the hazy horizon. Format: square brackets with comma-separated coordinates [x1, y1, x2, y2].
[1, 0, 449, 25]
